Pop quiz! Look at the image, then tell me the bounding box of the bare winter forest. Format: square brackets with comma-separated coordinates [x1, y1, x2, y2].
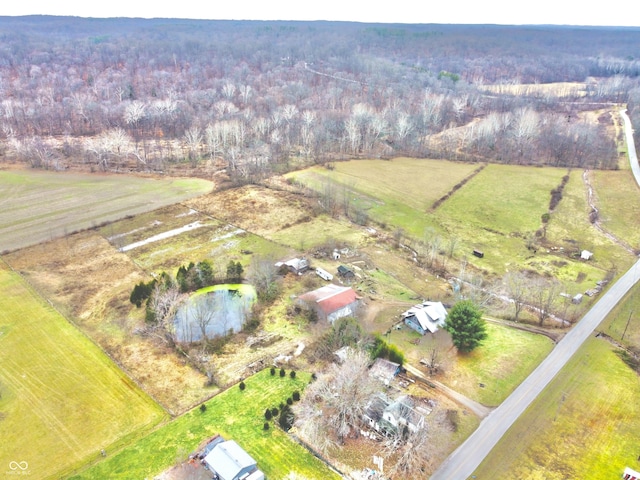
[1, 16, 640, 179]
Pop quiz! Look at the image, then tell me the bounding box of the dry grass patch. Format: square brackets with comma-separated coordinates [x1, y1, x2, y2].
[185, 185, 315, 237]
[3, 233, 215, 413]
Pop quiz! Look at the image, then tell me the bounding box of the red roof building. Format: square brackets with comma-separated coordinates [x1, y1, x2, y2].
[298, 284, 360, 323]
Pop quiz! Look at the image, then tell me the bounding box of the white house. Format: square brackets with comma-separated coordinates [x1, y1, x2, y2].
[204, 439, 264, 480]
[402, 301, 448, 335]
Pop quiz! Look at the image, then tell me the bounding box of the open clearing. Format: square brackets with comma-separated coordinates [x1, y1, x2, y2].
[473, 336, 640, 479]
[71, 369, 340, 480]
[0, 168, 213, 252]
[0, 261, 165, 480]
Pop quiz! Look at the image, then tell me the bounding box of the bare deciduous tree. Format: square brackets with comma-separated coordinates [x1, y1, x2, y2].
[294, 349, 381, 450]
[503, 271, 530, 322]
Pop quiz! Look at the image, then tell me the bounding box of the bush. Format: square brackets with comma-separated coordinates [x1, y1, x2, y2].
[286, 397, 293, 406]
[270, 367, 276, 376]
[279, 402, 285, 410]
[199, 404, 207, 413]
[264, 408, 272, 420]
[263, 422, 270, 430]
[292, 391, 300, 401]
[279, 404, 294, 431]
[279, 368, 286, 377]
[271, 407, 279, 417]
[239, 381, 246, 391]
[370, 334, 405, 365]
[289, 370, 296, 379]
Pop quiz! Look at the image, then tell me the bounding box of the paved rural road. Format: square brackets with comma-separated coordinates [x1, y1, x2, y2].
[431, 109, 640, 480]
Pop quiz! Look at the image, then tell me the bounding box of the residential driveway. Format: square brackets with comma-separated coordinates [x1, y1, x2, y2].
[431, 111, 640, 480]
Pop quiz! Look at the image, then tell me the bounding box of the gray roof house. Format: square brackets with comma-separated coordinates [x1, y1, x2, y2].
[363, 394, 425, 436]
[275, 257, 310, 275]
[401, 301, 448, 335]
[204, 439, 264, 480]
[369, 357, 401, 385]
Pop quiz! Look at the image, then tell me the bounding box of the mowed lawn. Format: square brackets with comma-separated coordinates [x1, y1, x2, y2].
[0, 262, 165, 479]
[72, 369, 341, 480]
[473, 336, 640, 479]
[0, 169, 213, 252]
[443, 322, 555, 406]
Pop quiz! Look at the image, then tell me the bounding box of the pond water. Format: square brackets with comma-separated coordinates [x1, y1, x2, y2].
[173, 284, 256, 343]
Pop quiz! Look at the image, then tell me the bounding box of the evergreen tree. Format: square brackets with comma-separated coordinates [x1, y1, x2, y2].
[443, 300, 487, 353]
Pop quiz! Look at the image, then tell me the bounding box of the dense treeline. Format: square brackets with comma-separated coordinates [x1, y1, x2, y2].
[0, 16, 638, 174]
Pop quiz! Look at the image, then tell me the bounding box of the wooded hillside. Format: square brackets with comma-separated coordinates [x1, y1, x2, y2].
[1, 17, 639, 176]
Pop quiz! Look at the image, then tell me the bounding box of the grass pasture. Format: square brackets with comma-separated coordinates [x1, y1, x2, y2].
[287, 160, 631, 288]
[0, 169, 213, 252]
[591, 169, 640, 254]
[0, 261, 165, 479]
[473, 336, 640, 479]
[71, 369, 340, 480]
[286, 157, 477, 238]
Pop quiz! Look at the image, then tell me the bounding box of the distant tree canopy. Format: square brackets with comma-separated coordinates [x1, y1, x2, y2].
[0, 17, 634, 175]
[444, 300, 487, 353]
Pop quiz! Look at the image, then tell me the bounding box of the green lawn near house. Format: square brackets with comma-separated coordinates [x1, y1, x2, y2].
[71, 369, 340, 480]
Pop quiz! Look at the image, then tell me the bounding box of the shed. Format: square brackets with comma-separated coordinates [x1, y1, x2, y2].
[337, 265, 355, 280]
[369, 358, 401, 385]
[581, 250, 593, 260]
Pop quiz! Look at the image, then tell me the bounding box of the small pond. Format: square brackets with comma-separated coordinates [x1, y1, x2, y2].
[173, 284, 256, 343]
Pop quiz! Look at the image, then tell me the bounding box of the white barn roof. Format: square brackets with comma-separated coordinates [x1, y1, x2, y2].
[204, 440, 256, 480]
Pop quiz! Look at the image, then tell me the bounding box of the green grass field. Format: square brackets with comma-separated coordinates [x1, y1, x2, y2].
[289, 160, 636, 291]
[592, 169, 640, 253]
[0, 262, 165, 479]
[286, 157, 477, 239]
[71, 369, 341, 480]
[0, 169, 213, 252]
[473, 336, 640, 479]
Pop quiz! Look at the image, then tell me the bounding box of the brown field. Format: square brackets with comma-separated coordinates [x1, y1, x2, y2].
[0, 168, 213, 253]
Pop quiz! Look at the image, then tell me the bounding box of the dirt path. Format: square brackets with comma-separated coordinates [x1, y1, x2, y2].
[404, 364, 492, 418]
